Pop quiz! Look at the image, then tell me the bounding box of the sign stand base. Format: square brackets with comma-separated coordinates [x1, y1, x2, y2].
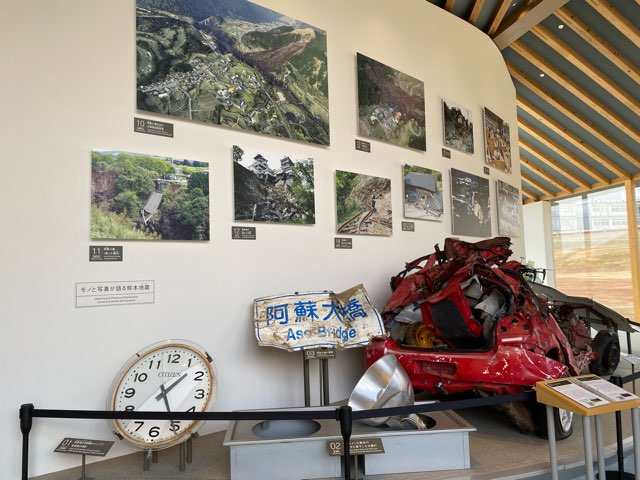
[77, 454, 94, 480]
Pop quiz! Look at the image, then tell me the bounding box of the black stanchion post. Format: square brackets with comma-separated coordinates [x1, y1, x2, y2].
[20, 403, 34, 480]
[605, 375, 634, 480]
[338, 405, 353, 480]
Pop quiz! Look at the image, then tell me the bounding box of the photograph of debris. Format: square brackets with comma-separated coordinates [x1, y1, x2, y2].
[497, 179, 522, 238]
[443, 98, 474, 154]
[336, 170, 392, 236]
[450, 168, 491, 237]
[357, 53, 426, 151]
[233, 145, 315, 224]
[91, 150, 209, 240]
[403, 164, 444, 221]
[136, 0, 330, 145]
[483, 107, 512, 173]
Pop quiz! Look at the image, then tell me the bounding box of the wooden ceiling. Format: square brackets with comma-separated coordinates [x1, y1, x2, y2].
[427, 0, 639, 204]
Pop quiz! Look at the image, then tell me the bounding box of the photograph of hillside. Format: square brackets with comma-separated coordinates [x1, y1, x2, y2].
[336, 170, 392, 236]
[357, 53, 426, 151]
[233, 145, 315, 224]
[483, 107, 512, 173]
[497, 179, 521, 237]
[403, 164, 443, 221]
[443, 98, 474, 154]
[136, 0, 330, 145]
[91, 150, 209, 241]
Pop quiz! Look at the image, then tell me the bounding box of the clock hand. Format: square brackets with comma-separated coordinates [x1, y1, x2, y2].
[155, 372, 188, 400]
[158, 384, 172, 412]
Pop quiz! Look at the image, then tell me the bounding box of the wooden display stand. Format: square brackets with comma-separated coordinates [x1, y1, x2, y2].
[536, 375, 640, 480]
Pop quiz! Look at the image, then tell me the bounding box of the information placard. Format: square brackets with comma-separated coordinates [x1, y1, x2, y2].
[304, 348, 337, 360]
[232, 226, 257, 240]
[89, 246, 123, 262]
[134, 117, 174, 138]
[355, 139, 371, 153]
[54, 438, 114, 457]
[401, 221, 415, 232]
[76, 280, 155, 308]
[327, 437, 384, 456]
[334, 237, 353, 249]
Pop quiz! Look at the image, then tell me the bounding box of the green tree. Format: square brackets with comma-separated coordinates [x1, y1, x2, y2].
[232, 145, 244, 162]
[188, 171, 209, 196]
[113, 191, 141, 216]
[290, 160, 315, 222]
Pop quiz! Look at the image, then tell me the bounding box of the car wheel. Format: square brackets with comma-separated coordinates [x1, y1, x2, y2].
[532, 402, 574, 440]
[589, 330, 620, 376]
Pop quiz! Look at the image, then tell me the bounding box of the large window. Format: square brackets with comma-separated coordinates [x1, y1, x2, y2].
[551, 185, 638, 321]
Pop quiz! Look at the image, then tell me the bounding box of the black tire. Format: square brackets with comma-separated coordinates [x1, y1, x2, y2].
[531, 402, 574, 440]
[589, 329, 620, 376]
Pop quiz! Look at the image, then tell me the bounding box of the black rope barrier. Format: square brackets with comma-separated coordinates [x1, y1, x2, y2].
[19, 391, 537, 480]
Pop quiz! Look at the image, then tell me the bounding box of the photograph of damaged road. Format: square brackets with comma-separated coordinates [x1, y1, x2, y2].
[5, 1, 640, 480]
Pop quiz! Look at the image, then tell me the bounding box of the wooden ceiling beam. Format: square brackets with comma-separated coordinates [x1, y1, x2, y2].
[486, 0, 512, 35]
[510, 41, 640, 142]
[521, 186, 539, 202]
[516, 96, 618, 184]
[444, 0, 457, 12]
[554, 7, 640, 85]
[468, 0, 486, 25]
[521, 170, 557, 197]
[531, 25, 640, 112]
[518, 124, 592, 189]
[493, 0, 569, 50]
[508, 64, 639, 175]
[520, 152, 573, 193]
[585, 0, 640, 48]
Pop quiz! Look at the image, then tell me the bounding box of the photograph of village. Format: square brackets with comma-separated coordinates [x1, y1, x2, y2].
[450, 168, 491, 237]
[136, 0, 330, 145]
[497, 179, 522, 238]
[403, 164, 444, 221]
[233, 145, 315, 224]
[357, 53, 426, 151]
[443, 98, 474, 154]
[483, 107, 512, 173]
[91, 150, 209, 241]
[336, 170, 392, 236]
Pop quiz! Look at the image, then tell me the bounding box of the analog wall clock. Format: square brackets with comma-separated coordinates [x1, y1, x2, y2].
[107, 340, 216, 450]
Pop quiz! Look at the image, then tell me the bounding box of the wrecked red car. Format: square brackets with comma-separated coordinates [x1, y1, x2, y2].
[365, 237, 632, 439]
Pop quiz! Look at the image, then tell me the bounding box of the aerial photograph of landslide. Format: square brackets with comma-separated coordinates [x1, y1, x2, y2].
[136, 0, 330, 145]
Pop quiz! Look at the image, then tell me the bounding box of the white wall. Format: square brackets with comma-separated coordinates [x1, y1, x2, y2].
[0, 0, 521, 476]
[523, 201, 556, 286]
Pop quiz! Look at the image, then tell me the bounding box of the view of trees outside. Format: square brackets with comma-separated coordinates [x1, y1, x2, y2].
[551, 185, 639, 321]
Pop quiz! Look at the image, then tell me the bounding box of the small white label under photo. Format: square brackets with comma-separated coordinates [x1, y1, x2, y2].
[76, 280, 155, 308]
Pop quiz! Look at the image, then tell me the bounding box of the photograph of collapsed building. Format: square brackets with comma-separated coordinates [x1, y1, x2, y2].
[403, 164, 443, 221]
[450, 168, 491, 237]
[483, 107, 512, 173]
[233, 145, 315, 224]
[336, 170, 392, 236]
[497, 179, 522, 238]
[443, 98, 474, 154]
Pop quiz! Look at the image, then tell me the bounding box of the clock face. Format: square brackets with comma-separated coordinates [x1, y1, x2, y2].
[109, 341, 216, 449]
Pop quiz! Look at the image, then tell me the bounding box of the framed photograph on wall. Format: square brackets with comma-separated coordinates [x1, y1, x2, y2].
[483, 107, 512, 173]
[403, 164, 444, 221]
[356, 53, 426, 151]
[136, 0, 330, 146]
[443, 99, 474, 154]
[91, 150, 209, 241]
[233, 146, 315, 224]
[336, 170, 392, 236]
[450, 168, 491, 237]
[496, 179, 522, 238]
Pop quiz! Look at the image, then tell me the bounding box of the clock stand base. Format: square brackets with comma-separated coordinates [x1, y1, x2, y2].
[141, 437, 194, 472]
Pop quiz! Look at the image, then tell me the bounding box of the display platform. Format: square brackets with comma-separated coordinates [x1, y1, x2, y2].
[223, 404, 474, 480]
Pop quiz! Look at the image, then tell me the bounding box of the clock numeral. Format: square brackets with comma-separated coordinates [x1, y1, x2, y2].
[167, 353, 180, 364]
[194, 371, 204, 381]
[134, 421, 144, 432]
[134, 372, 148, 382]
[170, 421, 181, 432]
[187, 406, 196, 412]
[124, 388, 136, 398]
[148, 360, 161, 369]
[125, 405, 135, 411]
[149, 426, 160, 438]
[194, 389, 206, 399]
[188, 358, 192, 367]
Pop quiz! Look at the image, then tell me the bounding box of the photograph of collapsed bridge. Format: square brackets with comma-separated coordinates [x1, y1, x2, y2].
[443, 99, 474, 154]
[403, 164, 443, 221]
[497, 179, 522, 237]
[233, 145, 315, 224]
[336, 170, 392, 236]
[483, 107, 512, 173]
[450, 168, 491, 237]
